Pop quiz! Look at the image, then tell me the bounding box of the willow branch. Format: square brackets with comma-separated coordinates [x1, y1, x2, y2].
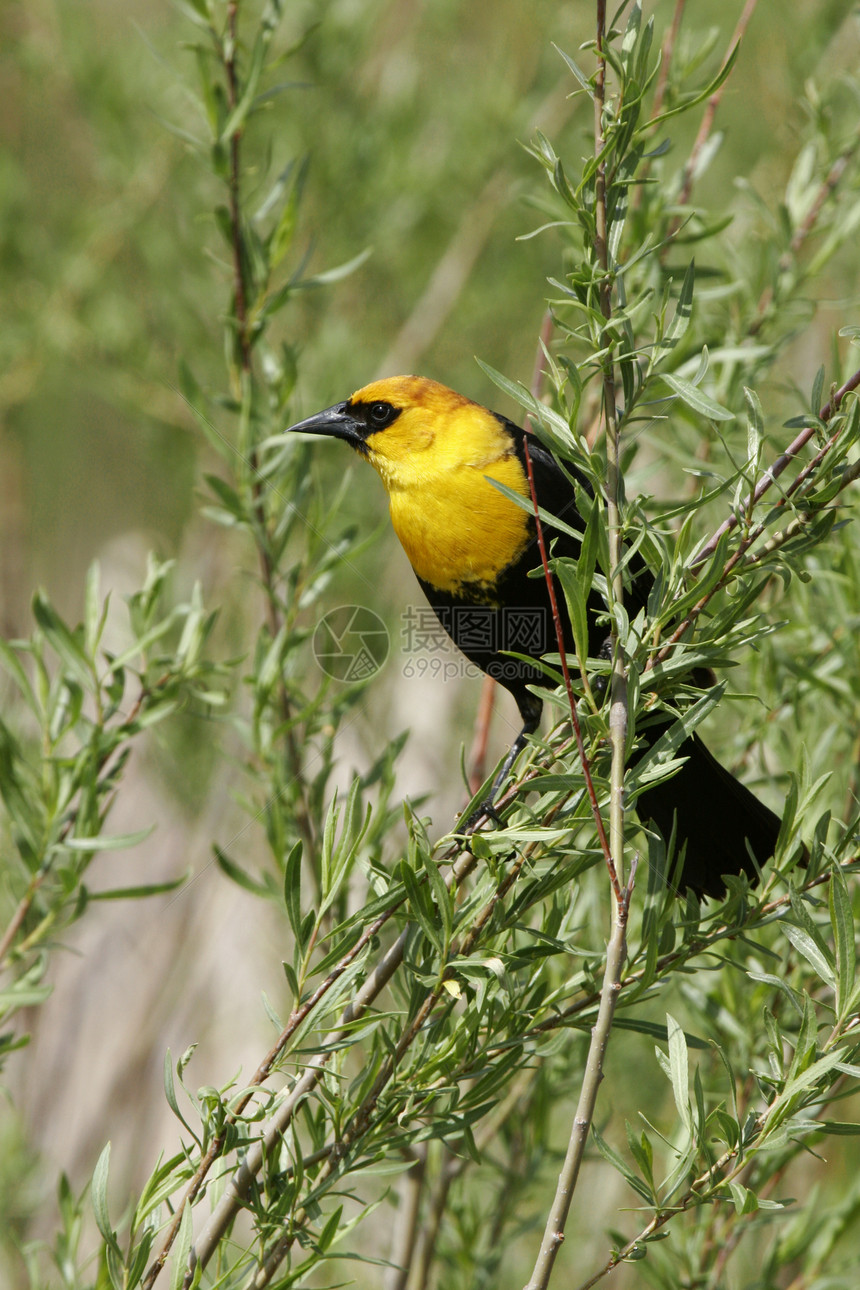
[223, 1, 315, 856]
[183, 915, 416, 1286]
[696, 366, 860, 567]
[143, 888, 408, 1288]
[524, 11, 633, 1286]
[527, 856, 855, 1044]
[649, 366, 860, 669]
[652, 0, 686, 119]
[524, 875, 634, 1290]
[750, 124, 860, 336]
[0, 684, 148, 968]
[383, 1148, 426, 1290]
[574, 1065, 855, 1290]
[520, 432, 616, 889]
[665, 0, 759, 246]
[248, 829, 551, 1288]
[592, 0, 627, 905]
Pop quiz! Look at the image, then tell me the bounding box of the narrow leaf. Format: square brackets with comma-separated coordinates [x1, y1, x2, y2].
[784, 924, 836, 989]
[666, 1013, 692, 1131]
[661, 372, 734, 421]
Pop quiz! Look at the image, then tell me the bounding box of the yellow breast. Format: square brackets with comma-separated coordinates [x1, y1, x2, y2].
[387, 454, 532, 596]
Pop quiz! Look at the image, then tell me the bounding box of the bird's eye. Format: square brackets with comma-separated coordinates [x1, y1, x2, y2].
[368, 401, 395, 428]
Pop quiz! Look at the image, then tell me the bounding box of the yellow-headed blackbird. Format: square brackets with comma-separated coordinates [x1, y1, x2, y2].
[288, 375, 781, 897]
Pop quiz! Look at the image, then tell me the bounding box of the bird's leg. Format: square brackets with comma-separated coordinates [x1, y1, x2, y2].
[462, 696, 542, 833]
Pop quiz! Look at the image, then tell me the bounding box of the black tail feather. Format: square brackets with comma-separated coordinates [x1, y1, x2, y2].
[636, 733, 782, 899]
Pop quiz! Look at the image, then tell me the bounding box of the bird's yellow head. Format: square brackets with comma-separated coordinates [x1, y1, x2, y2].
[287, 375, 517, 494]
[287, 375, 532, 593]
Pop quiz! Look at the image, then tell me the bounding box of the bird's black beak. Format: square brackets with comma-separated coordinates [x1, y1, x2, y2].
[286, 401, 366, 449]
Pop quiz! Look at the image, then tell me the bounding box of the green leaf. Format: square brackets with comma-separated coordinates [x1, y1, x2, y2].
[552, 42, 594, 96]
[161, 1049, 203, 1155]
[400, 861, 442, 952]
[84, 561, 104, 657]
[783, 924, 836, 990]
[89, 872, 189, 901]
[0, 980, 53, 1012]
[661, 370, 734, 421]
[665, 1013, 692, 1132]
[170, 1202, 194, 1290]
[214, 845, 271, 898]
[0, 718, 41, 864]
[612, 1017, 709, 1048]
[283, 841, 304, 944]
[292, 247, 373, 290]
[656, 260, 695, 363]
[177, 362, 232, 463]
[744, 386, 764, 467]
[317, 1204, 343, 1253]
[729, 1180, 760, 1214]
[33, 592, 95, 690]
[65, 827, 155, 853]
[648, 41, 740, 128]
[0, 639, 37, 714]
[592, 1125, 653, 1202]
[475, 358, 544, 422]
[91, 1144, 121, 1256]
[420, 850, 453, 949]
[830, 863, 856, 1020]
[552, 559, 589, 667]
[219, 25, 271, 141]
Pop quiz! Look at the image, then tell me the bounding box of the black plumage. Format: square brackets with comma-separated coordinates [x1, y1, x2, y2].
[417, 413, 781, 898]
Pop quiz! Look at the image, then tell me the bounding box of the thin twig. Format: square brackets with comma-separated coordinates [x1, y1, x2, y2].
[0, 684, 150, 968]
[574, 1065, 855, 1290]
[749, 125, 860, 336]
[665, 0, 759, 248]
[469, 308, 558, 793]
[0, 873, 48, 968]
[650, 366, 860, 669]
[525, 870, 635, 1289]
[593, 0, 627, 904]
[632, 0, 687, 217]
[525, 10, 631, 1284]
[223, 0, 316, 855]
[531, 308, 556, 400]
[652, 0, 687, 119]
[741, 453, 860, 568]
[573, 1136, 745, 1290]
[468, 675, 498, 795]
[247, 838, 543, 1288]
[383, 1148, 427, 1290]
[520, 431, 616, 886]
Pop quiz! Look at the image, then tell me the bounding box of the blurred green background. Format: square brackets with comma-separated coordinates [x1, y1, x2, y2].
[2, 0, 860, 1283]
[3, 0, 856, 629]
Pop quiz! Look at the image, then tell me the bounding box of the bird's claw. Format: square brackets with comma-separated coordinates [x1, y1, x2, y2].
[462, 798, 503, 834]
